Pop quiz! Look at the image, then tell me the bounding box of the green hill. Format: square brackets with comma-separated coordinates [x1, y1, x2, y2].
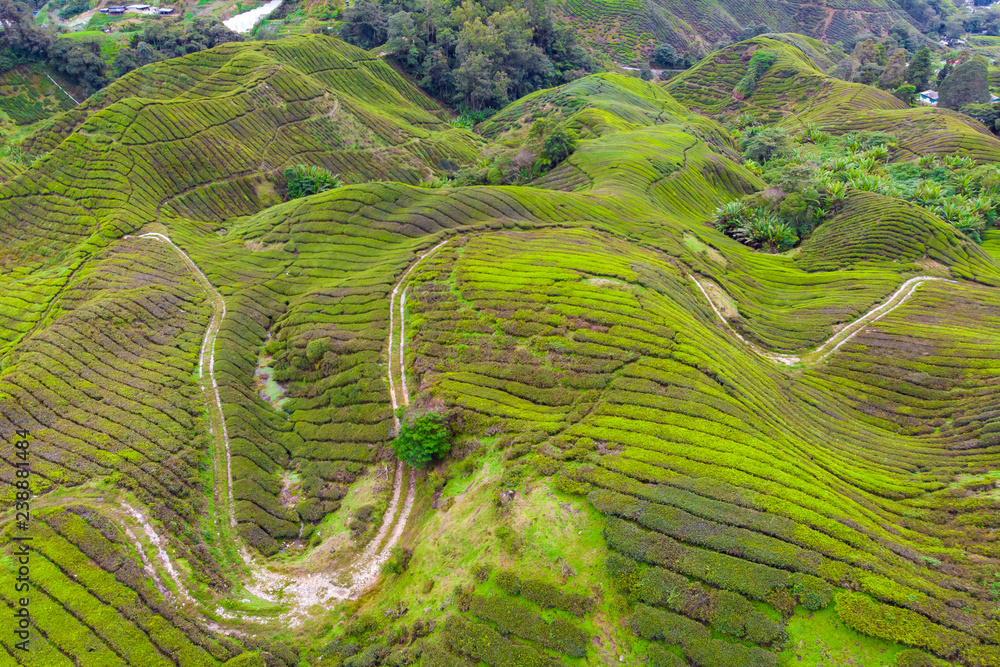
[561, 0, 925, 64]
[4, 32, 1000, 667]
[667, 37, 1000, 161]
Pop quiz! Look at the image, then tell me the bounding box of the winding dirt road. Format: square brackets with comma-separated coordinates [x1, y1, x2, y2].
[125, 233, 450, 626]
[690, 273, 955, 365]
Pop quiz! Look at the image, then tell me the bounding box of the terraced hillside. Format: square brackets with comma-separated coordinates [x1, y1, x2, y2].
[4, 33, 1000, 667]
[561, 0, 921, 63]
[667, 37, 1000, 163]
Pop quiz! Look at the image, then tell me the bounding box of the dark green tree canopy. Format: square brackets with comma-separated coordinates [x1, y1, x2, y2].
[391, 412, 451, 468]
[540, 125, 578, 168]
[938, 58, 989, 110]
[906, 47, 933, 91]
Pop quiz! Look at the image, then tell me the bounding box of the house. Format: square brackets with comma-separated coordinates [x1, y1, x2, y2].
[992, 94, 1000, 104]
[919, 89, 939, 106]
[157, 7, 174, 13]
[126, 4, 150, 9]
[108, 6, 126, 13]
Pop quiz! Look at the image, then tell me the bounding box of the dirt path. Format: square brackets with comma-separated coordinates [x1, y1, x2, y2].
[119, 234, 451, 627]
[46, 73, 79, 105]
[135, 232, 236, 528]
[690, 274, 954, 365]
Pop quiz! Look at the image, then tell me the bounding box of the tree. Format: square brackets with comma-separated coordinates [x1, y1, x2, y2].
[639, 64, 653, 81]
[387, 11, 417, 60]
[650, 43, 678, 68]
[878, 48, 907, 89]
[0, 0, 52, 61]
[539, 125, 577, 167]
[938, 57, 989, 109]
[857, 63, 883, 85]
[894, 83, 916, 105]
[830, 56, 859, 82]
[48, 39, 107, 94]
[936, 62, 952, 85]
[339, 0, 389, 50]
[852, 38, 878, 65]
[906, 47, 933, 90]
[741, 127, 791, 163]
[736, 23, 769, 41]
[391, 413, 450, 468]
[944, 18, 964, 40]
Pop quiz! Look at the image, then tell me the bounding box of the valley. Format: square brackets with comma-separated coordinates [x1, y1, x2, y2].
[3, 2, 1000, 665]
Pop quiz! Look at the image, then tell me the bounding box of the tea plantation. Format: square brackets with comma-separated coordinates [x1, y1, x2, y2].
[3, 31, 1000, 667]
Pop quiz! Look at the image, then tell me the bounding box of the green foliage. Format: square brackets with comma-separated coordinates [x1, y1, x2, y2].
[714, 202, 798, 252]
[939, 58, 989, 110]
[633, 604, 778, 667]
[835, 592, 975, 660]
[893, 83, 916, 105]
[960, 102, 1000, 133]
[495, 570, 521, 596]
[651, 43, 679, 68]
[391, 413, 451, 468]
[48, 38, 107, 93]
[540, 125, 578, 169]
[380, 546, 413, 575]
[56, 0, 89, 20]
[741, 126, 791, 163]
[734, 50, 776, 98]
[469, 594, 588, 656]
[906, 47, 933, 91]
[306, 338, 329, 364]
[341, 0, 594, 110]
[284, 164, 343, 200]
[442, 615, 552, 667]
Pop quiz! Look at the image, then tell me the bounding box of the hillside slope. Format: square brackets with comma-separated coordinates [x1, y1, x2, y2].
[667, 36, 1000, 162]
[4, 34, 1000, 667]
[562, 0, 924, 63]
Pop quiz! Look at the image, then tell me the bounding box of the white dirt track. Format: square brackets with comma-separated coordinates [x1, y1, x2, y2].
[690, 273, 955, 365]
[122, 233, 447, 626]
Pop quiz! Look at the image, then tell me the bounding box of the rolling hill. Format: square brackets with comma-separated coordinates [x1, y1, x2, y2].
[3, 32, 1000, 667]
[560, 0, 927, 63]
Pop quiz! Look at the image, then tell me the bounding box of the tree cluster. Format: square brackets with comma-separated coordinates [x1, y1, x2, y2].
[340, 0, 594, 111]
[113, 17, 241, 77]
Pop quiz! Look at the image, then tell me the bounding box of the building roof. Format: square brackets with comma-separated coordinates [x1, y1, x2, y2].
[919, 89, 939, 99]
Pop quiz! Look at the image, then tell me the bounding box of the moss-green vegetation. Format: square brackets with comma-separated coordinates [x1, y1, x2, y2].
[4, 31, 1000, 667]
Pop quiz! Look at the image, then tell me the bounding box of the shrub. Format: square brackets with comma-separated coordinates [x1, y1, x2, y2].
[469, 594, 588, 657]
[380, 546, 413, 575]
[539, 126, 578, 169]
[714, 205, 798, 252]
[391, 413, 450, 468]
[306, 339, 329, 364]
[520, 578, 594, 617]
[741, 127, 791, 163]
[632, 604, 778, 667]
[648, 645, 686, 667]
[473, 563, 492, 582]
[495, 570, 521, 595]
[734, 50, 776, 97]
[895, 649, 951, 667]
[442, 615, 549, 667]
[834, 592, 973, 657]
[284, 164, 342, 199]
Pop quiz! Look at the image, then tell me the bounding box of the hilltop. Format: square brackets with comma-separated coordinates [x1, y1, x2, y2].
[561, 0, 927, 63]
[3, 31, 1000, 667]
